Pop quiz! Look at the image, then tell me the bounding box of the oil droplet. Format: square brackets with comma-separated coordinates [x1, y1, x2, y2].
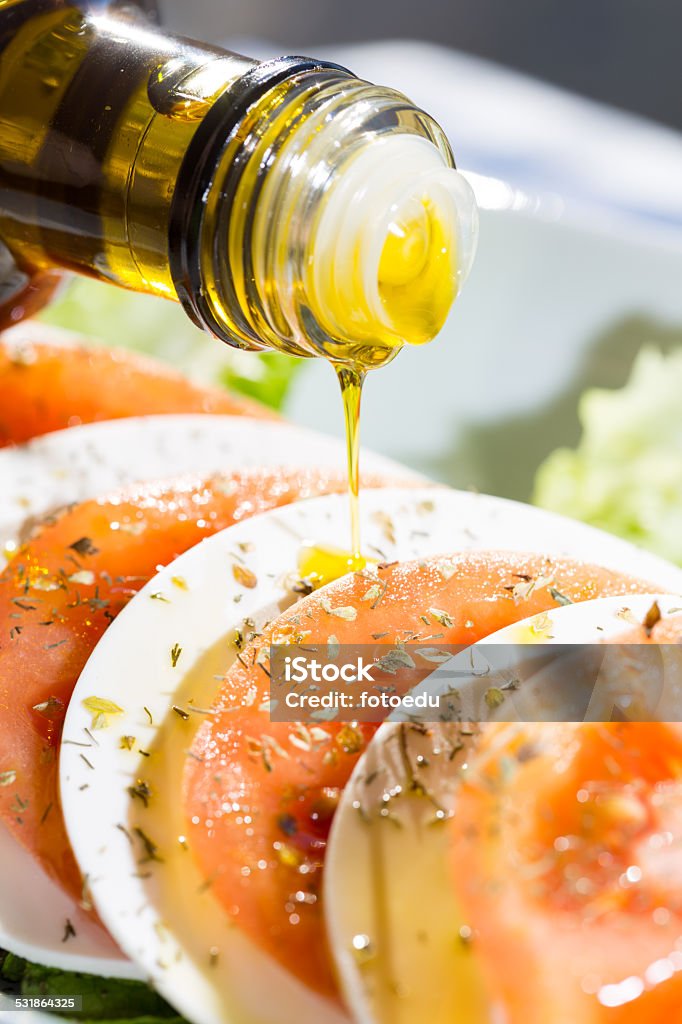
[352, 933, 373, 958]
[2, 540, 18, 561]
[297, 361, 374, 585]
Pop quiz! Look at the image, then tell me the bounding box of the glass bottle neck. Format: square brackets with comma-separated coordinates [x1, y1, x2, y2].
[189, 68, 476, 368]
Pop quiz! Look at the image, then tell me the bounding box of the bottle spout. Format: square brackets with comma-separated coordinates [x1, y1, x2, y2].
[308, 134, 478, 353]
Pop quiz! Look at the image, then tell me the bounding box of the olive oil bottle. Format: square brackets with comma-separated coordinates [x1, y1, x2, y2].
[0, 0, 476, 362]
[0, 0, 477, 557]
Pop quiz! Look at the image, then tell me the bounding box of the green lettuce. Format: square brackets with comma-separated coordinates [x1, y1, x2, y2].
[38, 277, 301, 411]
[534, 347, 682, 565]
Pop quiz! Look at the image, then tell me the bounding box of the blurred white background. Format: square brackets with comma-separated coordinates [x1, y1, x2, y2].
[159, 0, 681, 134]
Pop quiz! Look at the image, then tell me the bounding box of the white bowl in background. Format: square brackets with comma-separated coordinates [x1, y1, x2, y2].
[286, 196, 682, 500]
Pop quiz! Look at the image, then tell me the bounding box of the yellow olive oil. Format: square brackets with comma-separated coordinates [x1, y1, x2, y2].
[298, 543, 368, 590]
[336, 364, 364, 559]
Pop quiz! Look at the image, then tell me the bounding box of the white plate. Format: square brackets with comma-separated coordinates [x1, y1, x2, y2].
[0, 825, 136, 976]
[59, 487, 682, 1023]
[0, 413, 413, 565]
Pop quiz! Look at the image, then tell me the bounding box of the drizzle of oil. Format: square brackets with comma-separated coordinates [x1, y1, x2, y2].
[335, 362, 365, 559]
[293, 362, 374, 587]
[291, 361, 372, 588]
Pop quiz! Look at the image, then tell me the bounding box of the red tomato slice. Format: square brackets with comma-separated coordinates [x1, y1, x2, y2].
[450, 643, 682, 1024]
[183, 554, 652, 1000]
[0, 467, 363, 916]
[0, 333, 275, 446]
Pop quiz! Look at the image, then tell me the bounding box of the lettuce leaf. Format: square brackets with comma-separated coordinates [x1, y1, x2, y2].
[38, 277, 301, 411]
[534, 347, 682, 565]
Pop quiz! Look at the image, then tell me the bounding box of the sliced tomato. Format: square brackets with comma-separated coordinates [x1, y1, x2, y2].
[450, 708, 682, 1023]
[0, 467, 361, 913]
[0, 332, 275, 446]
[183, 554, 652, 1000]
